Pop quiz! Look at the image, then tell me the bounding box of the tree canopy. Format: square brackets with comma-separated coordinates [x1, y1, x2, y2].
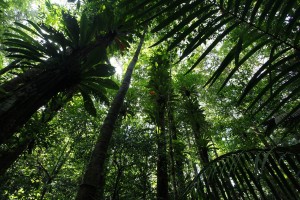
[0, 0, 299, 199]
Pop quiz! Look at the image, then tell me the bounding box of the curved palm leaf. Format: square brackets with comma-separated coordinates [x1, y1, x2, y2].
[181, 144, 300, 199]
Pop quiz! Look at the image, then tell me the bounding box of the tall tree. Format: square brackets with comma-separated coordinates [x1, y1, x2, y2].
[76, 33, 145, 200]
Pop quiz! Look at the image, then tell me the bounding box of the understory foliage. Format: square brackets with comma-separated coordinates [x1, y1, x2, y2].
[0, 0, 299, 199]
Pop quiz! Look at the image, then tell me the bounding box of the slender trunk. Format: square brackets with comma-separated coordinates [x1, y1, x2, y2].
[157, 107, 169, 200]
[168, 128, 178, 200]
[40, 148, 70, 200]
[168, 111, 185, 200]
[112, 166, 123, 200]
[75, 34, 145, 200]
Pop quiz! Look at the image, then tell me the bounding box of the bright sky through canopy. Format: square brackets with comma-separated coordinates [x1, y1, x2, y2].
[50, 0, 67, 5]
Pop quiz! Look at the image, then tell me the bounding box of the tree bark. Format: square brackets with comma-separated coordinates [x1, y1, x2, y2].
[156, 107, 169, 200]
[75, 34, 145, 200]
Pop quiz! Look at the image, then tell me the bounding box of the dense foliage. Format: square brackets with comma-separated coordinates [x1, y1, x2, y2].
[0, 0, 299, 199]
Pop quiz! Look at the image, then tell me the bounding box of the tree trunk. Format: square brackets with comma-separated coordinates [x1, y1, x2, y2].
[168, 111, 185, 200]
[0, 69, 67, 145]
[75, 34, 145, 200]
[156, 107, 169, 200]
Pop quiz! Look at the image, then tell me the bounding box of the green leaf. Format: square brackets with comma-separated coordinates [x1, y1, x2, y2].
[250, 0, 264, 23]
[181, 16, 234, 62]
[9, 27, 36, 43]
[152, 1, 203, 33]
[275, 0, 296, 32]
[79, 83, 109, 105]
[5, 47, 43, 58]
[265, 85, 300, 121]
[4, 39, 44, 55]
[151, 4, 214, 47]
[167, 9, 218, 51]
[238, 48, 293, 104]
[249, 62, 300, 112]
[258, 0, 276, 27]
[187, 21, 240, 76]
[266, 0, 284, 30]
[79, 13, 90, 46]
[83, 64, 115, 78]
[220, 38, 270, 92]
[62, 12, 80, 47]
[83, 77, 119, 90]
[80, 90, 97, 117]
[83, 46, 107, 68]
[241, 0, 254, 20]
[14, 22, 41, 37]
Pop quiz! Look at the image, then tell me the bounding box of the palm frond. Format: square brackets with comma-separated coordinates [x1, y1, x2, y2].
[180, 144, 300, 199]
[132, 0, 300, 124]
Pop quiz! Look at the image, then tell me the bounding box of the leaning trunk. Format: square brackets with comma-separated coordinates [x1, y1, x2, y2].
[75, 34, 145, 200]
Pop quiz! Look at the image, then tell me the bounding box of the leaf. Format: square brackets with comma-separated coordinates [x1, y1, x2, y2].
[80, 90, 97, 117]
[4, 47, 43, 58]
[238, 48, 293, 104]
[83, 46, 107, 68]
[83, 64, 115, 78]
[4, 39, 44, 55]
[249, 0, 264, 23]
[249, 62, 300, 112]
[152, 0, 203, 33]
[79, 83, 109, 105]
[265, 85, 300, 121]
[9, 27, 36, 43]
[275, 0, 296, 32]
[14, 22, 41, 37]
[167, 9, 218, 51]
[180, 16, 234, 61]
[151, 4, 214, 47]
[83, 77, 119, 90]
[234, 36, 243, 68]
[220, 38, 270, 92]
[266, 0, 284, 30]
[187, 21, 240, 76]
[79, 13, 90, 46]
[241, 0, 254, 20]
[62, 12, 80, 47]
